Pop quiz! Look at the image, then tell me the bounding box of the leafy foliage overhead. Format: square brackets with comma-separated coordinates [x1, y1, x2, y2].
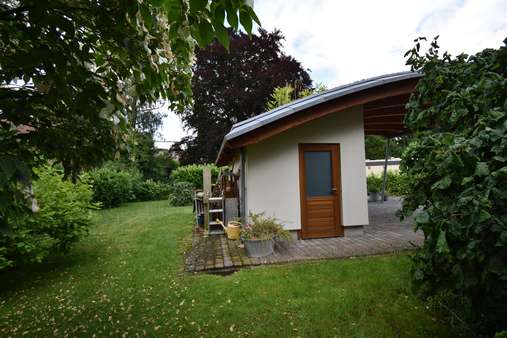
[0, 0, 258, 174]
[171, 28, 312, 164]
[0, 1, 257, 214]
[0, 0, 259, 266]
[401, 36, 507, 334]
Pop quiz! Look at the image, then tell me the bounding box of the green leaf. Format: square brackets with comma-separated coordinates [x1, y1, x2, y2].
[244, 5, 261, 26]
[164, 0, 182, 23]
[149, 0, 165, 6]
[213, 23, 229, 50]
[225, 0, 238, 30]
[415, 211, 429, 224]
[488, 109, 504, 121]
[475, 162, 489, 177]
[140, 5, 153, 28]
[0, 158, 16, 181]
[461, 176, 473, 185]
[190, 0, 208, 13]
[95, 53, 105, 67]
[413, 268, 424, 281]
[478, 210, 491, 222]
[211, 2, 225, 25]
[432, 176, 452, 190]
[197, 20, 214, 47]
[436, 230, 449, 254]
[239, 9, 252, 34]
[493, 166, 507, 177]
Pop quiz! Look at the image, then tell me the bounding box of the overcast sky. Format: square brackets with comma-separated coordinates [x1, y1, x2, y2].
[156, 0, 507, 148]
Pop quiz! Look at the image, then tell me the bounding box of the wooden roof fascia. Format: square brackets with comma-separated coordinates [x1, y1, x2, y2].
[228, 78, 418, 150]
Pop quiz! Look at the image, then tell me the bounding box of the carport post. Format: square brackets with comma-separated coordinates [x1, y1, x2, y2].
[381, 138, 390, 203]
[239, 148, 246, 225]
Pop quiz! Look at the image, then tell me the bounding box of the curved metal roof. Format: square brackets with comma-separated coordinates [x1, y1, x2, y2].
[224, 71, 421, 141]
[216, 71, 422, 164]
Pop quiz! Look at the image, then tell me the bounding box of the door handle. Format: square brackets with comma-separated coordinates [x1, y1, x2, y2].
[331, 187, 337, 193]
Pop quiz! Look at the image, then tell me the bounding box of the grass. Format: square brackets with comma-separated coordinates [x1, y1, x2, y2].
[0, 200, 457, 337]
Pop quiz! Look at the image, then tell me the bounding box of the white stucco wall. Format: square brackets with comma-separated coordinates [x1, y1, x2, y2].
[244, 105, 369, 230]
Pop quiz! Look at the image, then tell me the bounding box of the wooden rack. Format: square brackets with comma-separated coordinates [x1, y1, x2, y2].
[193, 166, 240, 236]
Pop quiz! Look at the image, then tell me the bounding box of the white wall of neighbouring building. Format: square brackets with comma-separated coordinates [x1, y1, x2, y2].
[243, 105, 369, 230]
[365, 158, 401, 176]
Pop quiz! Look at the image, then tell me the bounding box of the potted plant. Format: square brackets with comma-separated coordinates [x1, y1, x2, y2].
[367, 174, 382, 202]
[241, 213, 291, 257]
[368, 185, 379, 202]
[272, 224, 293, 252]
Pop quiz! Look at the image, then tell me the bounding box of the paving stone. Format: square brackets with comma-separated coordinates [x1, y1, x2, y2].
[184, 198, 424, 273]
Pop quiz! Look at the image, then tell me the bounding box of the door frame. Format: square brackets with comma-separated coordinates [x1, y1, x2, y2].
[298, 143, 343, 239]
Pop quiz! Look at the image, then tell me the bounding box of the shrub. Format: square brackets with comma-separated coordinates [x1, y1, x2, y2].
[170, 164, 220, 189]
[134, 179, 171, 201]
[168, 181, 194, 206]
[88, 163, 142, 208]
[0, 164, 97, 270]
[366, 173, 382, 193]
[386, 171, 410, 196]
[401, 37, 507, 334]
[367, 171, 409, 196]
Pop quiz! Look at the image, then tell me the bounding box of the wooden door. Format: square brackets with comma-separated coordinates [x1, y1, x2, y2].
[299, 144, 343, 239]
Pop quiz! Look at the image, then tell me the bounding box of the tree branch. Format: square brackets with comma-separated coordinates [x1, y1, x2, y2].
[0, 5, 30, 19]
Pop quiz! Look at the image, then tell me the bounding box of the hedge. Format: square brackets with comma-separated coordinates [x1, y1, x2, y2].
[170, 164, 221, 189]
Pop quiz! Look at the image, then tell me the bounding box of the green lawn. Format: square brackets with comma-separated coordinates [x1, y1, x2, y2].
[0, 200, 456, 337]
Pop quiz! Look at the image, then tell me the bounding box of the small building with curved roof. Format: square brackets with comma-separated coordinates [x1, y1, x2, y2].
[216, 71, 421, 239]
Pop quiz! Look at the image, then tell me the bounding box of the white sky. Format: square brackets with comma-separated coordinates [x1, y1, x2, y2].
[156, 0, 507, 149]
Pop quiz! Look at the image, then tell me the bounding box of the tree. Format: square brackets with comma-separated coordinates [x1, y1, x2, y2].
[131, 133, 178, 182]
[401, 37, 507, 334]
[0, 0, 259, 267]
[0, 0, 258, 174]
[172, 28, 312, 164]
[265, 83, 327, 110]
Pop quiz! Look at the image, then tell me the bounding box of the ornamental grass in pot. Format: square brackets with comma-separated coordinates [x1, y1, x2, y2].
[241, 213, 292, 257]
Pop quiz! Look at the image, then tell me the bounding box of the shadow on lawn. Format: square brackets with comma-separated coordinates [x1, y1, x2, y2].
[0, 239, 104, 295]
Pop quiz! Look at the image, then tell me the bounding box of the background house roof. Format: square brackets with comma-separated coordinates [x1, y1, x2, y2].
[216, 71, 422, 165]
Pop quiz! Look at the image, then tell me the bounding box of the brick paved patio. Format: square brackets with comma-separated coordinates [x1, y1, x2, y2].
[185, 198, 423, 273]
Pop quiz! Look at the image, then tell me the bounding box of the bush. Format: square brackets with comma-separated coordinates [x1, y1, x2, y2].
[168, 181, 194, 206]
[88, 163, 142, 208]
[0, 164, 96, 270]
[401, 37, 507, 334]
[386, 171, 410, 196]
[134, 179, 171, 201]
[366, 171, 409, 196]
[88, 162, 175, 207]
[170, 164, 220, 189]
[367, 173, 382, 193]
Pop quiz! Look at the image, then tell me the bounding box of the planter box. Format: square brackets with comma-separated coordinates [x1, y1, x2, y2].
[243, 238, 274, 257]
